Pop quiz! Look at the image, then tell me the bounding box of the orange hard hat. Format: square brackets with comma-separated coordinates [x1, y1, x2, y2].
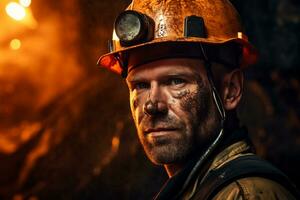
[97, 0, 258, 76]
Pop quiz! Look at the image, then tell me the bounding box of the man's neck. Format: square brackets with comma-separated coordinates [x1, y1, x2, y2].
[164, 163, 185, 177]
[163, 152, 201, 177]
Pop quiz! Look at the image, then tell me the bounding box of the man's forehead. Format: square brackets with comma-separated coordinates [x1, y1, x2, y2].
[126, 58, 206, 81]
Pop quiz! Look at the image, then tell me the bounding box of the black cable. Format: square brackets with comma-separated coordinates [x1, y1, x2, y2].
[175, 43, 226, 199]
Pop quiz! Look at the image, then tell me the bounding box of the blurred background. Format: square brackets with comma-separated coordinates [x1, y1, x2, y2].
[0, 0, 299, 199]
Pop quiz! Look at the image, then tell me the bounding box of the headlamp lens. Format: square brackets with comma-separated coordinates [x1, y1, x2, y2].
[115, 12, 142, 42]
[115, 10, 153, 46]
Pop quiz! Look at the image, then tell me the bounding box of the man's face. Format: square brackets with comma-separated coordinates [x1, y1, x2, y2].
[126, 58, 220, 165]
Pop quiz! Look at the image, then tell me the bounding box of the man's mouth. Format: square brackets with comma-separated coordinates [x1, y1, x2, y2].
[144, 128, 178, 137]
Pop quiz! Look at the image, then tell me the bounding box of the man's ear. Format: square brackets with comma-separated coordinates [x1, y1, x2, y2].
[222, 69, 244, 110]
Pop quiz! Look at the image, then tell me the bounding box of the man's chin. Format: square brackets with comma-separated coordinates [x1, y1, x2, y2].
[144, 145, 189, 165]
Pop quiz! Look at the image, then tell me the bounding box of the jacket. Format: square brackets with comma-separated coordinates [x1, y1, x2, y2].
[155, 129, 298, 200]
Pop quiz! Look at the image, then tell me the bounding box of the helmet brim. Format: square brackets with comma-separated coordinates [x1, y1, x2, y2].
[97, 37, 258, 75]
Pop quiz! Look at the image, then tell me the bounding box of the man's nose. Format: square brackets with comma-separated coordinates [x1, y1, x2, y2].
[143, 84, 168, 116]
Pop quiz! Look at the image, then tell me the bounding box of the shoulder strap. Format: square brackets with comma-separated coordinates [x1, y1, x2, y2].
[193, 154, 300, 200]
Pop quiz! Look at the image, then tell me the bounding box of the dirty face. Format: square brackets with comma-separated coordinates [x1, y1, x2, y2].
[126, 58, 220, 165]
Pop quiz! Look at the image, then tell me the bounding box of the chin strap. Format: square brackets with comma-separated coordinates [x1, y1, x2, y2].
[175, 43, 226, 199]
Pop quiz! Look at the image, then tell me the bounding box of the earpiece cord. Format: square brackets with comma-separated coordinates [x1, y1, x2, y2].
[174, 43, 226, 199]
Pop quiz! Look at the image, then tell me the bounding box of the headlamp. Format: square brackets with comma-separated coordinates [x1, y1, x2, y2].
[114, 10, 154, 46]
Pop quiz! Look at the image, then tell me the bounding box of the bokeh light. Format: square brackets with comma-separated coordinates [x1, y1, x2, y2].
[10, 39, 22, 50]
[5, 2, 26, 21]
[19, 0, 32, 7]
[111, 136, 120, 153]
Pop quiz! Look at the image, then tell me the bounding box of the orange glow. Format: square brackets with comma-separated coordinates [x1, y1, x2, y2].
[112, 136, 120, 153]
[18, 130, 51, 185]
[5, 2, 26, 21]
[12, 194, 23, 200]
[19, 0, 31, 7]
[10, 39, 22, 50]
[0, 122, 41, 154]
[0, 1, 83, 186]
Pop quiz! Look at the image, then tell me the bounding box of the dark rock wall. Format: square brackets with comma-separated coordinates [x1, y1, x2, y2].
[232, 0, 300, 186]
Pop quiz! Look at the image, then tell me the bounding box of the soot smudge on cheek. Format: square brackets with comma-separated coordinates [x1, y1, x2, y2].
[169, 89, 192, 108]
[167, 89, 191, 105]
[176, 78, 206, 112]
[175, 89, 191, 98]
[179, 83, 211, 125]
[180, 90, 198, 114]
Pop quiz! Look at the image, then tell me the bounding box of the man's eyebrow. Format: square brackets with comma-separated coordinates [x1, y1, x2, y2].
[162, 72, 201, 80]
[126, 77, 144, 83]
[163, 72, 194, 77]
[126, 77, 149, 86]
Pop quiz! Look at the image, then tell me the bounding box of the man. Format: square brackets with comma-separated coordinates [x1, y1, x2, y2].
[97, 0, 299, 199]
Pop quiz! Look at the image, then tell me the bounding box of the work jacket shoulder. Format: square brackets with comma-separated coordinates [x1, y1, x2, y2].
[212, 176, 296, 200]
[183, 140, 299, 200]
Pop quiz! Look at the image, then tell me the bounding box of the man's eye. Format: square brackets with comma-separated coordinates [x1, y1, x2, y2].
[168, 78, 186, 87]
[135, 82, 149, 90]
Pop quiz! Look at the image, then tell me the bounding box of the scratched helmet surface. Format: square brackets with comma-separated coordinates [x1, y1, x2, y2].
[97, 0, 258, 75]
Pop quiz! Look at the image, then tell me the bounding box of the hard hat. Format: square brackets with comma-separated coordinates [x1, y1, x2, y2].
[97, 0, 258, 76]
